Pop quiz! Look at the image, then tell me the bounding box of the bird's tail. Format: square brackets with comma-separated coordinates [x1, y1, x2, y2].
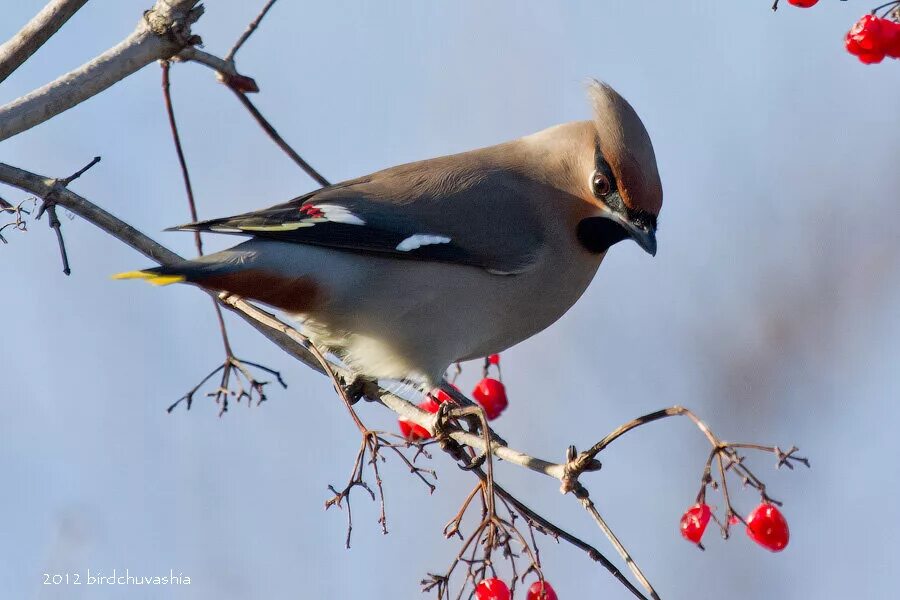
[111, 265, 189, 286]
[112, 251, 255, 288]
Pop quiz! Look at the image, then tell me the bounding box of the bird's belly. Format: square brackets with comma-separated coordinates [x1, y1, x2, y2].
[301, 247, 603, 381]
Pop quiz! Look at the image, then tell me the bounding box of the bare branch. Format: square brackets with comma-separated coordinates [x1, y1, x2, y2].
[174, 47, 259, 92]
[0, 162, 181, 263]
[225, 0, 279, 62]
[0, 0, 89, 84]
[480, 475, 651, 600]
[570, 483, 661, 600]
[227, 87, 331, 187]
[0, 0, 204, 142]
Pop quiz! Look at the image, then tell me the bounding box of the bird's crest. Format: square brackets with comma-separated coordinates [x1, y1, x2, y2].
[588, 80, 663, 216]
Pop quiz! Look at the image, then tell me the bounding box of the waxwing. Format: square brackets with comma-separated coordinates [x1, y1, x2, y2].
[116, 81, 663, 389]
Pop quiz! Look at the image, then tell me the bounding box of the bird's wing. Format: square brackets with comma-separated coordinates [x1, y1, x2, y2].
[169, 160, 545, 274]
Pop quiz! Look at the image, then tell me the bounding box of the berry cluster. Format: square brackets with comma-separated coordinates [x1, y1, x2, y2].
[680, 501, 790, 552]
[474, 578, 558, 600]
[672, 432, 806, 556]
[845, 14, 900, 64]
[785, 0, 900, 65]
[398, 354, 509, 442]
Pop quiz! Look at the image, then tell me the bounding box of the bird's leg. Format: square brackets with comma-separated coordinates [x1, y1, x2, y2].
[344, 375, 379, 405]
[431, 402, 482, 471]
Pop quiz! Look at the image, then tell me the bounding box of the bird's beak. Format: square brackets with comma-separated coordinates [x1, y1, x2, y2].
[599, 210, 657, 256]
[627, 221, 657, 256]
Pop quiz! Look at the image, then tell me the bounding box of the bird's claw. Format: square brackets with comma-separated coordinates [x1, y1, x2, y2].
[345, 375, 379, 404]
[458, 453, 487, 471]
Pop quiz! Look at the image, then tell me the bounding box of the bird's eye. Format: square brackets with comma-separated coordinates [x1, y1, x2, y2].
[591, 171, 612, 198]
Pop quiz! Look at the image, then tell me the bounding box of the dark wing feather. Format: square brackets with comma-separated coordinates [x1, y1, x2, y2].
[169, 158, 544, 274]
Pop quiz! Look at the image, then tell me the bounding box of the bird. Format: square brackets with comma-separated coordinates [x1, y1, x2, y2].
[115, 81, 662, 394]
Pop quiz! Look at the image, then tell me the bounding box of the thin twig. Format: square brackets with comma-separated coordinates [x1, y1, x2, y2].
[227, 87, 330, 187]
[225, 0, 279, 62]
[161, 59, 232, 351]
[486, 476, 651, 600]
[0, 196, 34, 243]
[44, 204, 69, 275]
[571, 484, 661, 600]
[562, 406, 718, 493]
[160, 61, 202, 253]
[161, 60, 289, 412]
[33, 155, 101, 275]
[61, 156, 100, 185]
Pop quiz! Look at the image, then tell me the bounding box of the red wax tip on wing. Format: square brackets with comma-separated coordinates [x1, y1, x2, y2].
[299, 204, 325, 218]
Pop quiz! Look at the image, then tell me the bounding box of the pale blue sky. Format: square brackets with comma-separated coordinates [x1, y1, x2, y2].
[2, 1, 899, 598]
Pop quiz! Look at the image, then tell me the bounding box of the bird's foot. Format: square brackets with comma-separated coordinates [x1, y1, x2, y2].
[345, 375, 379, 404]
[432, 402, 488, 471]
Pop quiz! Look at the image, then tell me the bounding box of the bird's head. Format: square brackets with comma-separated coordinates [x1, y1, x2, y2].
[576, 80, 662, 257]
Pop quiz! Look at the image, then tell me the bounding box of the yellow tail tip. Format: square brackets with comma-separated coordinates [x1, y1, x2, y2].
[111, 270, 154, 280]
[111, 271, 186, 286]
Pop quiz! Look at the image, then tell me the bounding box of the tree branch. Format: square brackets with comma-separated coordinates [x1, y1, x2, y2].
[0, 0, 203, 142]
[0, 0, 90, 84]
[175, 47, 254, 87]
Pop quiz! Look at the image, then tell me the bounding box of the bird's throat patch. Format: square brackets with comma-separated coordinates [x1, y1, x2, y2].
[576, 217, 630, 254]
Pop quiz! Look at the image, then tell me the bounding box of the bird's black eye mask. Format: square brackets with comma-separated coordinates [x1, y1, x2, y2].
[591, 158, 657, 230]
[578, 154, 657, 254]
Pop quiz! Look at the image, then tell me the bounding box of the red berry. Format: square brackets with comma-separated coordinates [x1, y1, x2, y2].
[679, 503, 712, 544]
[398, 419, 429, 442]
[475, 578, 511, 600]
[398, 398, 441, 442]
[845, 15, 895, 64]
[472, 377, 508, 420]
[845, 33, 887, 63]
[526, 580, 559, 600]
[432, 383, 459, 405]
[787, 0, 818, 7]
[746, 502, 790, 552]
[884, 20, 900, 58]
[488, 353, 501, 366]
[420, 396, 441, 413]
[849, 15, 885, 51]
[856, 50, 886, 64]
